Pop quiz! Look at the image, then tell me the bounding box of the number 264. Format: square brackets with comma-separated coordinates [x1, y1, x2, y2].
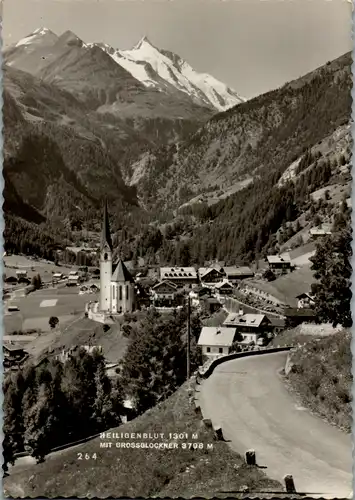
[77, 453, 97, 460]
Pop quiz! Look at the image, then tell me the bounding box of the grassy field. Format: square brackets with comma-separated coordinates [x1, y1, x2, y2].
[284, 329, 351, 433]
[248, 264, 315, 307]
[23, 315, 128, 365]
[2, 285, 129, 365]
[4, 380, 283, 498]
[4, 255, 76, 283]
[269, 323, 342, 348]
[4, 287, 96, 334]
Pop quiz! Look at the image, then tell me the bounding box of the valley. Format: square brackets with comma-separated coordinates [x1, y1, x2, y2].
[2, 15, 353, 499]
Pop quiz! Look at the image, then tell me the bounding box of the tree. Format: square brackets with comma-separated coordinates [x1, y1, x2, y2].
[49, 316, 59, 329]
[3, 372, 26, 473]
[263, 269, 276, 282]
[310, 223, 352, 327]
[31, 275, 40, 289]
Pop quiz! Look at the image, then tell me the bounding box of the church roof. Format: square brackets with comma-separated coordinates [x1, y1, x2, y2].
[112, 260, 134, 283]
[101, 199, 113, 251]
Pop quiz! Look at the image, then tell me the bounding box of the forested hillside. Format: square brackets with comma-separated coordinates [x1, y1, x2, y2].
[130, 52, 351, 210]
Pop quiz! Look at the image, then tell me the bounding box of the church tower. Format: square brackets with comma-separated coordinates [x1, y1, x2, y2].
[100, 199, 113, 312]
[111, 260, 135, 314]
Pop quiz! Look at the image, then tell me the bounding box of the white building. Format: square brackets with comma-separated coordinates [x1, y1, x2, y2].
[99, 201, 135, 314]
[198, 326, 237, 357]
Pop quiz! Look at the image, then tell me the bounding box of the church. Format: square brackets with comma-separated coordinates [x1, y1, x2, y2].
[99, 201, 135, 314]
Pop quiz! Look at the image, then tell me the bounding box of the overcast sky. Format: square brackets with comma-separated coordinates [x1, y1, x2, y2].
[2, 0, 352, 98]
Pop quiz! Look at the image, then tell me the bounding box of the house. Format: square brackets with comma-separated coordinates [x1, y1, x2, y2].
[198, 326, 237, 357]
[224, 266, 254, 282]
[309, 226, 332, 239]
[267, 254, 292, 271]
[223, 313, 271, 344]
[56, 345, 103, 363]
[198, 267, 225, 283]
[16, 270, 27, 278]
[284, 308, 317, 327]
[52, 272, 63, 282]
[269, 316, 286, 334]
[160, 267, 198, 287]
[3, 344, 28, 369]
[296, 292, 315, 309]
[189, 287, 212, 307]
[150, 280, 179, 306]
[67, 275, 80, 286]
[214, 280, 234, 296]
[200, 297, 221, 314]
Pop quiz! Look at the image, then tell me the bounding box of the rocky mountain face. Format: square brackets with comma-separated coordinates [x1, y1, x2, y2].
[89, 36, 245, 111]
[5, 29, 243, 223]
[3, 28, 351, 252]
[127, 52, 352, 211]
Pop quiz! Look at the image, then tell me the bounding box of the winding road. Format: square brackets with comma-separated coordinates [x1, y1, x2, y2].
[198, 352, 352, 498]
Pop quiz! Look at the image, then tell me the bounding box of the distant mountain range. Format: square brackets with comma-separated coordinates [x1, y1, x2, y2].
[5, 28, 244, 113]
[2, 28, 352, 247]
[5, 28, 245, 222]
[88, 36, 245, 111]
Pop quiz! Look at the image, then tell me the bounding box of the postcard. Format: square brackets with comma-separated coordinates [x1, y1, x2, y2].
[2, 0, 353, 497]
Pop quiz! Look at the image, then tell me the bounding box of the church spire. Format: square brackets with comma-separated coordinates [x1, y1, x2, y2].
[101, 199, 113, 251]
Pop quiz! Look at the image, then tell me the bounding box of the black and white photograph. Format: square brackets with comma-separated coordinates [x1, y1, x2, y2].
[2, 0, 353, 497]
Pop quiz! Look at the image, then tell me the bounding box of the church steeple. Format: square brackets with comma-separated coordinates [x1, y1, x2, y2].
[101, 199, 113, 251]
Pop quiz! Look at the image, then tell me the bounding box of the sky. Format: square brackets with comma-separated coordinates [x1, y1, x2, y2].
[2, 0, 352, 98]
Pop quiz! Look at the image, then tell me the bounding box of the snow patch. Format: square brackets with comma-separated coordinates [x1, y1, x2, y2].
[92, 37, 245, 111]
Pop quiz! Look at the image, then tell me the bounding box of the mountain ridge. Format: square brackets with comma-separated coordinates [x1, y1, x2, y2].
[5, 28, 245, 112]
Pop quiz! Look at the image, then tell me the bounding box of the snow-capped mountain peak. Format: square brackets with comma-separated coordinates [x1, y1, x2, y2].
[90, 37, 245, 111]
[15, 27, 57, 48]
[10, 28, 245, 112]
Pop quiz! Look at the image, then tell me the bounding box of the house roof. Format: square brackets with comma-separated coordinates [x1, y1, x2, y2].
[199, 267, 224, 278]
[111, 260, 134, 283]
[68, 275, 79, 281]
[295, 292, 314, 300]
[267, 254, 291, 264]
[152, 280, 178, 291]
[224, 266, 254, 276]
[160, 267, 197, 279]
[309, 228, 332, 236]
[269, 317, 286, 328]
[223, 313, 267, 328]
[3, 344, 26, 353]
[198, 327, 236, 347]
[215, 280, 234, 289]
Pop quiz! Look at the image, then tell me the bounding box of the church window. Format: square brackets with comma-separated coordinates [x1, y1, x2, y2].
[119, 286, 122, 300]
[104, 253, 108, 261]
[126, 285, 129, 300]
[113, 286, 115, 300]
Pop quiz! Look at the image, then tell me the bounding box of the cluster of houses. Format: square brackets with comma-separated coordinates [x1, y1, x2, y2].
[144, 263, 318, 359]
[197, 311, 287, 357]
[150, 264, 256, 308]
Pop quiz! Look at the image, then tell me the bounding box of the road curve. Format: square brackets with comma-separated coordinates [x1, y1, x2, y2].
[198, 352, 352, 498]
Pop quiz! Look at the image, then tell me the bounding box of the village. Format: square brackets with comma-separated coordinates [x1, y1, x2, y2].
[3, 222, 319, 374]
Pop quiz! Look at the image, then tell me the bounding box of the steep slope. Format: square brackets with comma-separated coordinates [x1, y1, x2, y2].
[4, 30, 216, 222]
[4, 29, 213, 123]
[3, 381, 282, 498]
[3, 65, 139, 224]
[91, 37, 245, 111]
[129, 52, 351, 210]
[4, 27, 235, 228]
